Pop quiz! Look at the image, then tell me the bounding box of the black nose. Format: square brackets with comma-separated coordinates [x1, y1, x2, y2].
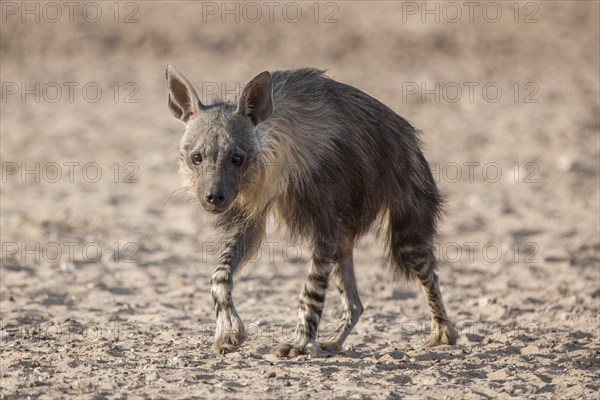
[205, 191, 225, 205]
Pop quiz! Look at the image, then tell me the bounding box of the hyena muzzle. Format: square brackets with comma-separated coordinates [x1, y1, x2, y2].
[166, 65, 458, 357]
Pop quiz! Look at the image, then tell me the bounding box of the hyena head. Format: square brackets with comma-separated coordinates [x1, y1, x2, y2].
[165, 65, 273, 214]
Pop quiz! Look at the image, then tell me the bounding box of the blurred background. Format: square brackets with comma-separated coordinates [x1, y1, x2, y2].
[1, 1, 599, 398]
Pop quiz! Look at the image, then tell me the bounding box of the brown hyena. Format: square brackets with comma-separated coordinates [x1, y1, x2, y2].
[165, 65, 458, 357]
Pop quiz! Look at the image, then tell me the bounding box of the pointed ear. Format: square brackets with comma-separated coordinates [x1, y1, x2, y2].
[237, 71, 273, 125]
[165, 64, 202, 123]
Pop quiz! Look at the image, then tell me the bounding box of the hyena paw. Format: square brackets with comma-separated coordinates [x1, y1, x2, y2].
[273, 342, 316, 358]
[212, 314, 246, 355]
[212, 341, 239, 355]
[425, 320, 458, 347]
[317, 341, 343, 354]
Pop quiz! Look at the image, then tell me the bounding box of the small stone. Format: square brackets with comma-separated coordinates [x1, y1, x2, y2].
[267, 372, 276, 378]
[557, 155, 573, 171]
[489, 369, 509, 380]
[146, 371, 160, 381]
[59, 262, 75, 272]
[422, 376, 437, 386]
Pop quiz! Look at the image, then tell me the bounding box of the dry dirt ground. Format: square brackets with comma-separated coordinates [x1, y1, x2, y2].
[1, 1, 599, 399]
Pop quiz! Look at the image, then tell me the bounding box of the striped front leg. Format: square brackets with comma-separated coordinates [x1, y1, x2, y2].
[211, 264, 246, 354]
[210, 219, 265, 354]
[273, 254, 332, 358]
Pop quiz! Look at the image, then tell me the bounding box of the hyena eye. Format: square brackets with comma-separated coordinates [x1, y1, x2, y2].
[191, 152, 202, 165]
[231, 154, 243, 166]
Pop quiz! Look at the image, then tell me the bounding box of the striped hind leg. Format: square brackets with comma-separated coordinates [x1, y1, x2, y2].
[318, 246, 363, 354]
[389, 206, 457, 347]
[273, 252, 333, 358]
[407, 246, 457, 346]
